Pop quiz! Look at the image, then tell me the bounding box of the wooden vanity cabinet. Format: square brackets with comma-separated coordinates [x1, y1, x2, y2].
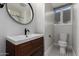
[6, 37, 44, 56]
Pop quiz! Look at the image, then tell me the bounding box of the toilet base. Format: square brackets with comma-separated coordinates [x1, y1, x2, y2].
[59, 47, 66, 56]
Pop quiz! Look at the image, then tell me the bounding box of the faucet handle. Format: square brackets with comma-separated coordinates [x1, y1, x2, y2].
[24, 28, 30, 35]
[26, 28, 30, 32]
[24, 28, 26, 35]
[27, 29, 30, 32]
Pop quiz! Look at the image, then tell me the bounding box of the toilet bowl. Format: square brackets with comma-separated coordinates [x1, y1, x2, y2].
[58, 33, 68, 56]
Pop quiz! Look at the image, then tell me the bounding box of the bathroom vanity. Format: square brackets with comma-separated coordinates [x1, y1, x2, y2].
[6, 34, 44, 56]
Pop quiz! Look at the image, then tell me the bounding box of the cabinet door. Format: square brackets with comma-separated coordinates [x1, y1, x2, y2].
[31, 37, 44, 56]
[31, 46, 44, 56]
[6, 37, 44, 56]
[31, 37, 43, 48]
[15, 41, 32, 56]
[6, 40, 15, 56]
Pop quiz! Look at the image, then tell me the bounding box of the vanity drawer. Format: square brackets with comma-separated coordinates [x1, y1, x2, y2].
[15, 41, 32, 56]
[6, 37, 44, 56]
[31, 46, 44, 56]
[6, 40, 15, 56]
[31, 37, 43, 48]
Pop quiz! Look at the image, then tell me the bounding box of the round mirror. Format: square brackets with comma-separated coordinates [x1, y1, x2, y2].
[6, 3, 34, 25]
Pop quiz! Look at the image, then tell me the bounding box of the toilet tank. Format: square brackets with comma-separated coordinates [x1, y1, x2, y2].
[60, 33, 68, 41]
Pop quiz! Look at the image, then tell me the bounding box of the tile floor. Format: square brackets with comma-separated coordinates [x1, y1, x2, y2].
[46, 45, 73, 56]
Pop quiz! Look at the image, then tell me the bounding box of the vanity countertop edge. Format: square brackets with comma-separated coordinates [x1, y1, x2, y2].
[6, 34, 44, 45]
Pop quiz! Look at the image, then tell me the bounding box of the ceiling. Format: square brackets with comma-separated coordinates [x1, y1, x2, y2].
[52, 3, 67, 8]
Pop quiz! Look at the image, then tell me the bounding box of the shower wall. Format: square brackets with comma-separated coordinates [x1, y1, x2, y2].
[53, 4, 73, 49]
[45, 3, 73, 55]
[54, 24, 72, 48]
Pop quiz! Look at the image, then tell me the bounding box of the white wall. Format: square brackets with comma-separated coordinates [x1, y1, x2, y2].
[32, 3, 45, 34]
[45, 3, 54, 55]
[32, 3, 55, 55]
[0, 3, 45, 55]
[51, 3, 67, 8]
[73, 4, 79, 55]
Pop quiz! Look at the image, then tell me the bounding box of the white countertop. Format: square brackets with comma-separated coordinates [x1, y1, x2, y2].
[6, 34, 43, 45]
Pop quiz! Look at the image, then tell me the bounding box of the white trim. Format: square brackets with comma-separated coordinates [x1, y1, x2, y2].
[54, 23, 72, 25]
[62, 6, 71, 11]
[45, 11, 54, 16]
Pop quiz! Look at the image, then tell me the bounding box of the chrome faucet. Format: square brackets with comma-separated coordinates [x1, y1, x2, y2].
[24, 28, 30, 37]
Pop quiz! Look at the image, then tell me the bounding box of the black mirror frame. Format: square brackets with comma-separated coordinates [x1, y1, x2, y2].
[0, 3, 5, 8]
[6, 3, 34, 25]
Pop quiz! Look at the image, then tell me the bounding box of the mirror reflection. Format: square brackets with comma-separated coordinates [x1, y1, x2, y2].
[6, 3, 34, 25]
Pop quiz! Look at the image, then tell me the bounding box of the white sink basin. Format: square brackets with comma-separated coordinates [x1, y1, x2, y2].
[6, 34, 43, 45]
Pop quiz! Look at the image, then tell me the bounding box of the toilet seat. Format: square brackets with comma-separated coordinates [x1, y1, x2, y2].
[58, 41, 67, 47]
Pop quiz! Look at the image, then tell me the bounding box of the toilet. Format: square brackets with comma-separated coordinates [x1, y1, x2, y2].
[58, 33, 68, 56]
